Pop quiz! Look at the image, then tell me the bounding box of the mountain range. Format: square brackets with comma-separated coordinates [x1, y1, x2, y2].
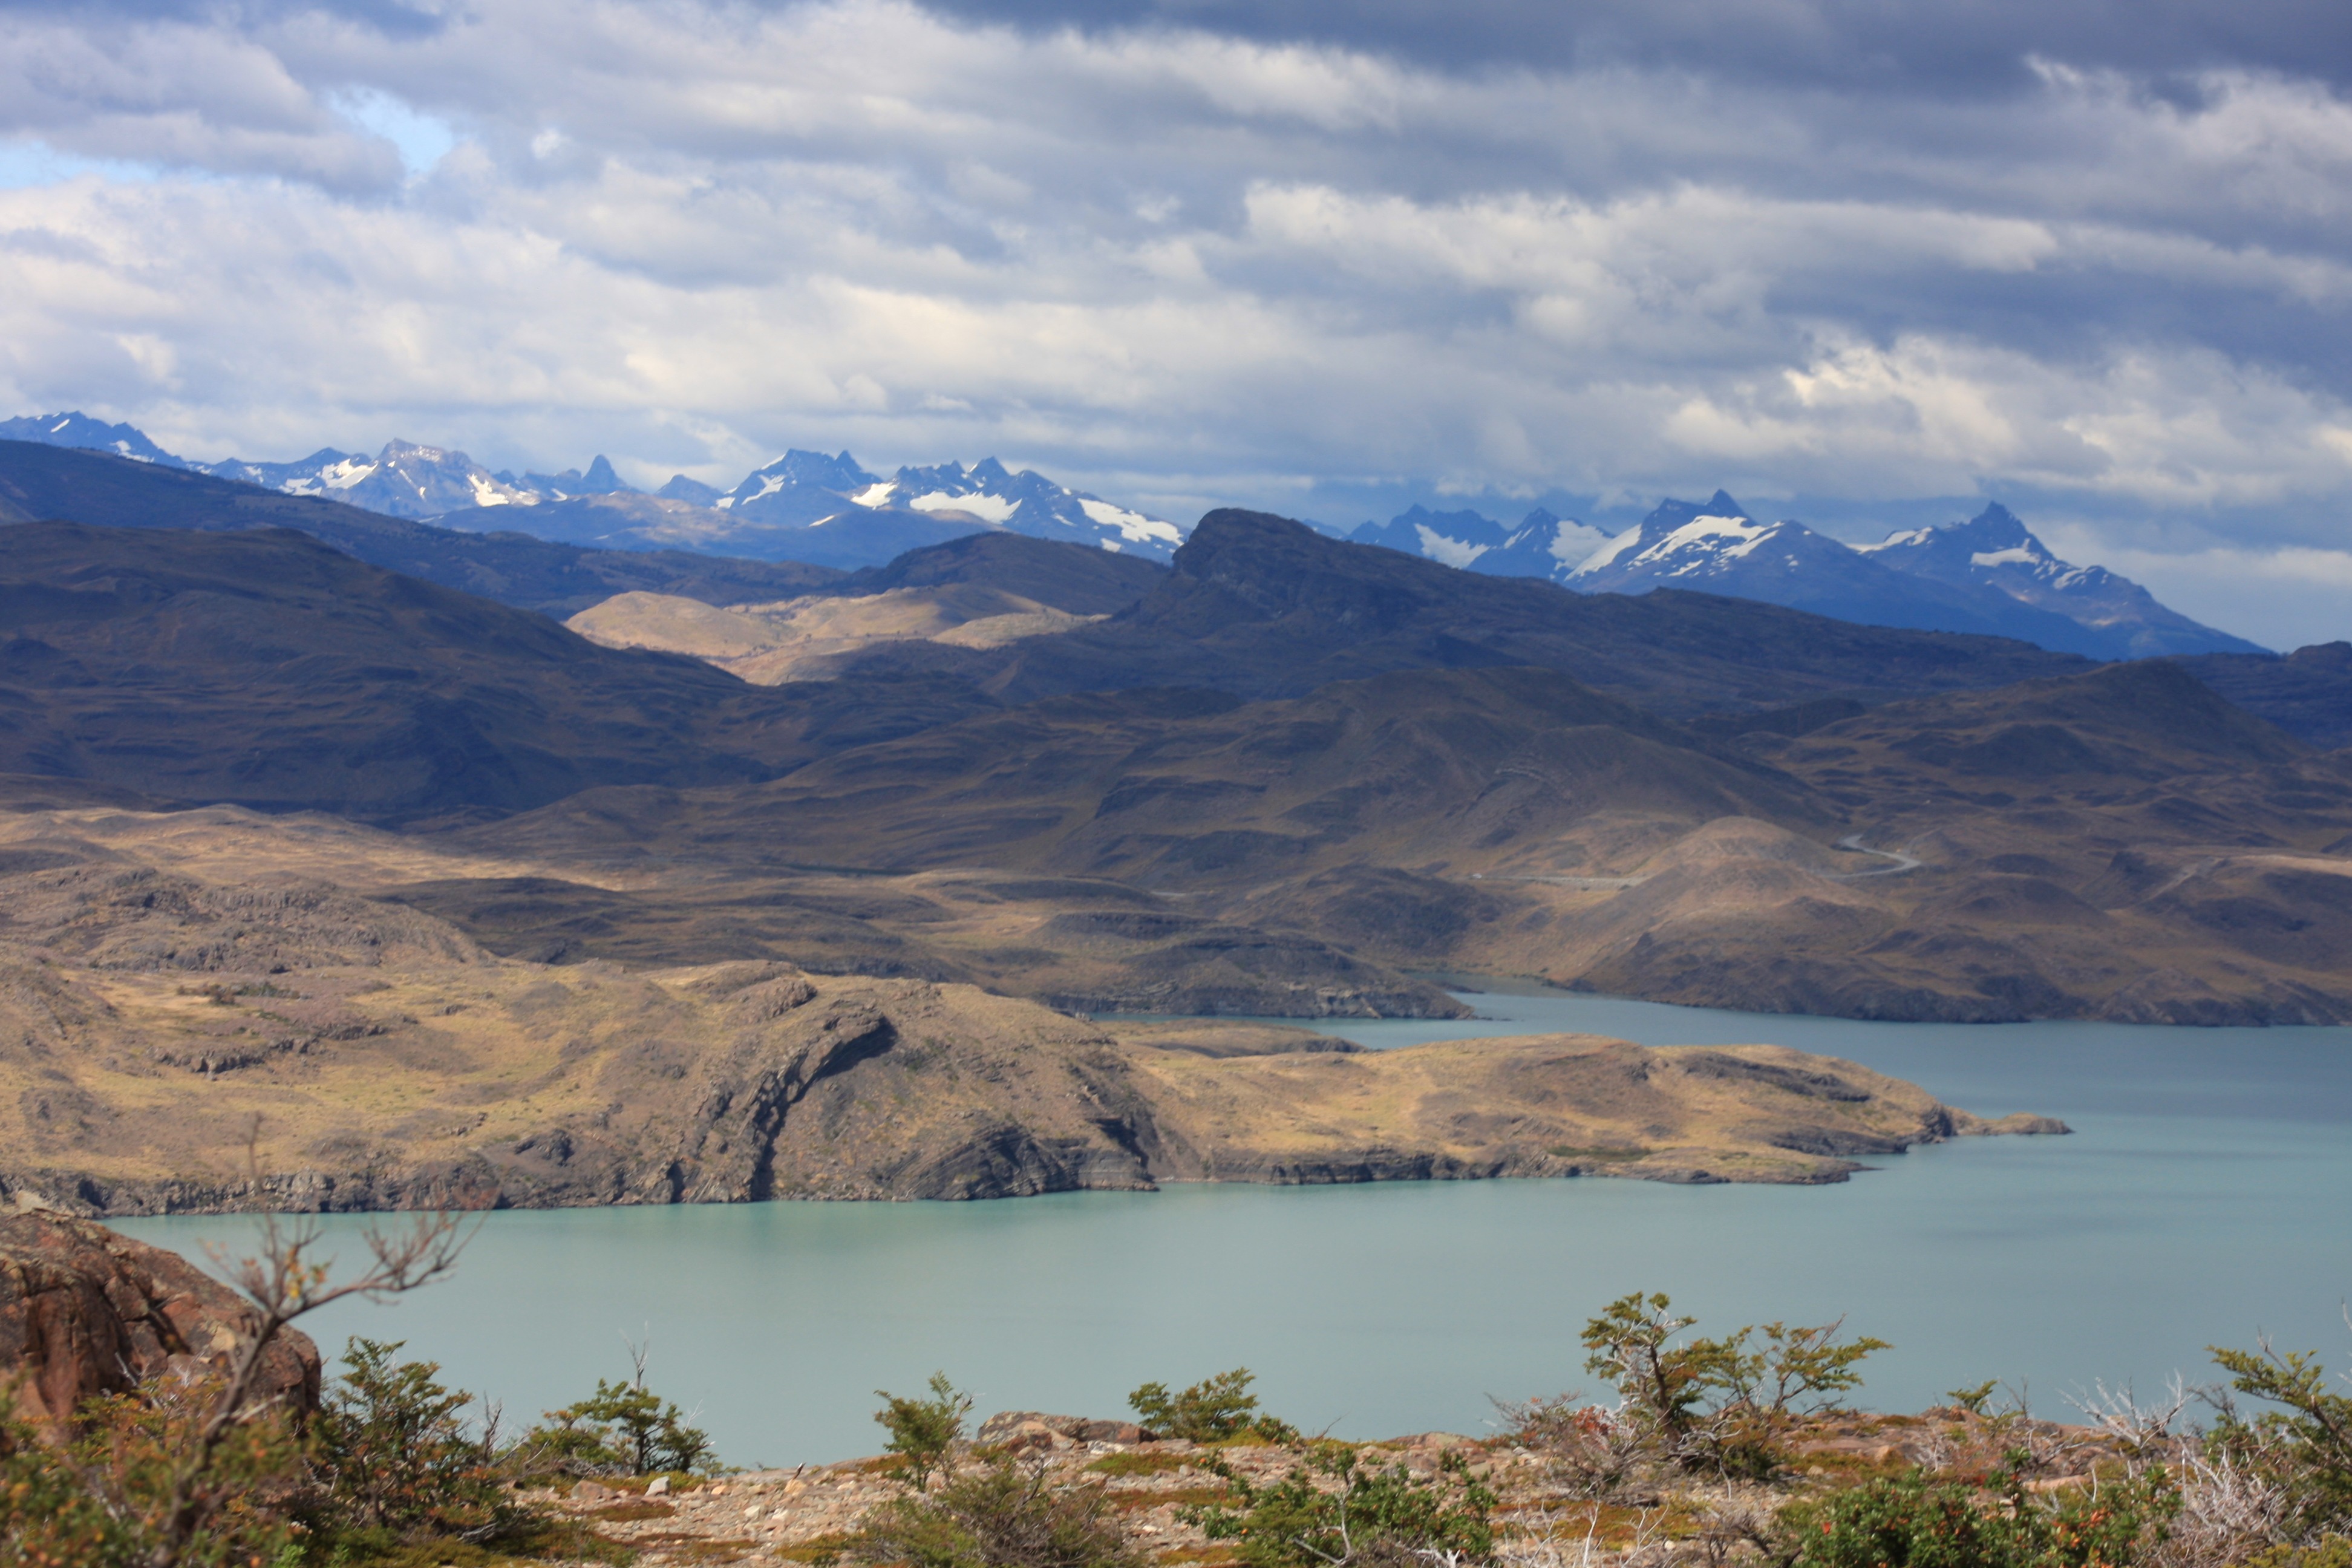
[4, 448, 2349, 1018]
[5, 411, 2258, 663]
[0, 413, 1186, 567]
[1356, 490, 2259, 659]
[3, 449, 2351, 1214]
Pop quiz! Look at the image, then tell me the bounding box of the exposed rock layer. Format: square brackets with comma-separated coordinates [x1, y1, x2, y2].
[0, 1209, 321, 1433]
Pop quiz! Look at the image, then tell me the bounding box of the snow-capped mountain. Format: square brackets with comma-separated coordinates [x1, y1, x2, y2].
[1565, 491, 2143, 655]
[0, 411, 188, 468]
[2, 412, 1185, 566]
[719, 449, 879, 526]
[1862, 504, 2264, 658]
[1567, 491, 2258, 658]
[1350, 505, 1611, 580]
[1337, 488, 2257, 659]
[855, 457, 1186, 560]
[197, 440, 545, 517]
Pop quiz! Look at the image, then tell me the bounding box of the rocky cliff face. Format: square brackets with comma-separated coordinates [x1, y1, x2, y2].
[0, 1209, 320, 1436]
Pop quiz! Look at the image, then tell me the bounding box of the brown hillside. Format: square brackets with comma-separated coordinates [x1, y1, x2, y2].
[0, 438, 844, 614]
[820, 510, 2096, 716]
[0, 857, 2054, 1214]
[0, 520, 993, 822]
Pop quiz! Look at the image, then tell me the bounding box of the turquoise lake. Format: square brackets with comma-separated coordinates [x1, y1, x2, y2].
[118, 985, 2352, 1469]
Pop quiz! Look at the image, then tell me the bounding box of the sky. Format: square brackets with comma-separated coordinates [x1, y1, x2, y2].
[1, 0, 2349, 644]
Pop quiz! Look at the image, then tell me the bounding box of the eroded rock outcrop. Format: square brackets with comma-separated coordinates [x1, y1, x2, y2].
[0, 1207, 320, 1436]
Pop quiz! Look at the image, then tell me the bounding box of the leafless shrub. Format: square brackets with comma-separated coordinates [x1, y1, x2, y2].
[2071, 1377, 2198, 1458]
[2149, 1449, 2292, 1568]
[1493, 1394, 1656, 1501]
[1494, 1503, 1671, 1568]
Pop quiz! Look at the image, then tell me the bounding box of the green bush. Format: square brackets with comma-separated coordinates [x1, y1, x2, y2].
[1185, 1443, 1495, 1568]
[1128, 1368, 1298, 1444]
[1578, 1291, 1887, 1480]
[1786, 1466, 2177, 1568]
[307, 1338, 515, 1540]
[0, 1376, 302, 1568]
[535, 1376, 716, 1478]
[854, 1455, 1144, 1568]
[876, 1373, 974, 1490]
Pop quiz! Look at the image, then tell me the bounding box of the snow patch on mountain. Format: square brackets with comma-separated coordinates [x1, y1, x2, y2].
[910, 488, 1019, 523]
[1352, 504, 1609, 582]
[1414, 523, 1488, 569]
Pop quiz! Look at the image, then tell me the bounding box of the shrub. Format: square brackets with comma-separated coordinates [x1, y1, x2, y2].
[1577, 1291, 1887, 1480]
[876, 1373, 974, 1490]
[1129, 1368, 1298, 1444]
[1186, 1443, 1496, 1568]
[537, 1376, 717, 1478]
[1785, 1465, 2177, 1568]
[307, 1338, 515, 1540]
[0, 1374, 303, 1568]
[2210, 1335, 2352, 1538]
[1491, 1393, 1648, 1500]
[854, 1455, 1145, 1568]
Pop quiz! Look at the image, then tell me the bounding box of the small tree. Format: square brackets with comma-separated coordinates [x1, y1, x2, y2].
[1129, 1369, 1295, 1443]
[877, 1373, 973, 1490]
[1576, 1291, 1887, 1480]
[149, 1200, 472, 1566]
[544, 1370, 715, 1477]
[310, 1339, 503, 1537]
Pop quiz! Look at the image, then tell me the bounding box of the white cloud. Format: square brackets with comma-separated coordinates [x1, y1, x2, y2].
[0, 0, 2345, 636]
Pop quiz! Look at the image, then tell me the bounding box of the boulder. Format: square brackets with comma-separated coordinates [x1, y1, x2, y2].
[977, 1410, 1154, 1446]
[0, 1207, 322, 1438]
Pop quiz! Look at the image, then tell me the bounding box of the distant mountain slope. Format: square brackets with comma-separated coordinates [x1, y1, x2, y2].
[0, 440, 843, 615]
[828, 508, 2096, 716]
[2172, 642, 2352, 750]
[471, 651, 2352, 1025]
[0, 520, 991, 823]
[1347, 491, 2262, 662]
[2, 412, 1186, 569]
[488, 665, 1828, 882]
[834, 529, 1166, 614]
[0, 411, 186, 468]
[1568, 491, 2134, 657]
[1863, 503, 2265, 658]
[1350, 505, 1612, 578]
[855, 457, 1186, 559]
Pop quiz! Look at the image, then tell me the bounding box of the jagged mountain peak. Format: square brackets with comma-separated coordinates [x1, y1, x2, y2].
[853, 457, 1185, 559]
[0, 411, 188, 468]
[1571, 492, 1795, 584]
[1864, 502, 2263, 656]
[722, 449, 878, 507]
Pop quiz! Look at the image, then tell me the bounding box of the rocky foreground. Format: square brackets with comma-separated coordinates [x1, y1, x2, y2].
[541, 1406, 2149, 1568]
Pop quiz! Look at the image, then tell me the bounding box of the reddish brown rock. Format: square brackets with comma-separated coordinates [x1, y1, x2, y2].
[0, 1207, 321, 1437]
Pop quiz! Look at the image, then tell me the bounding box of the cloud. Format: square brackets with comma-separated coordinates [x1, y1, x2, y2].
[0, 0, 2347, 646]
